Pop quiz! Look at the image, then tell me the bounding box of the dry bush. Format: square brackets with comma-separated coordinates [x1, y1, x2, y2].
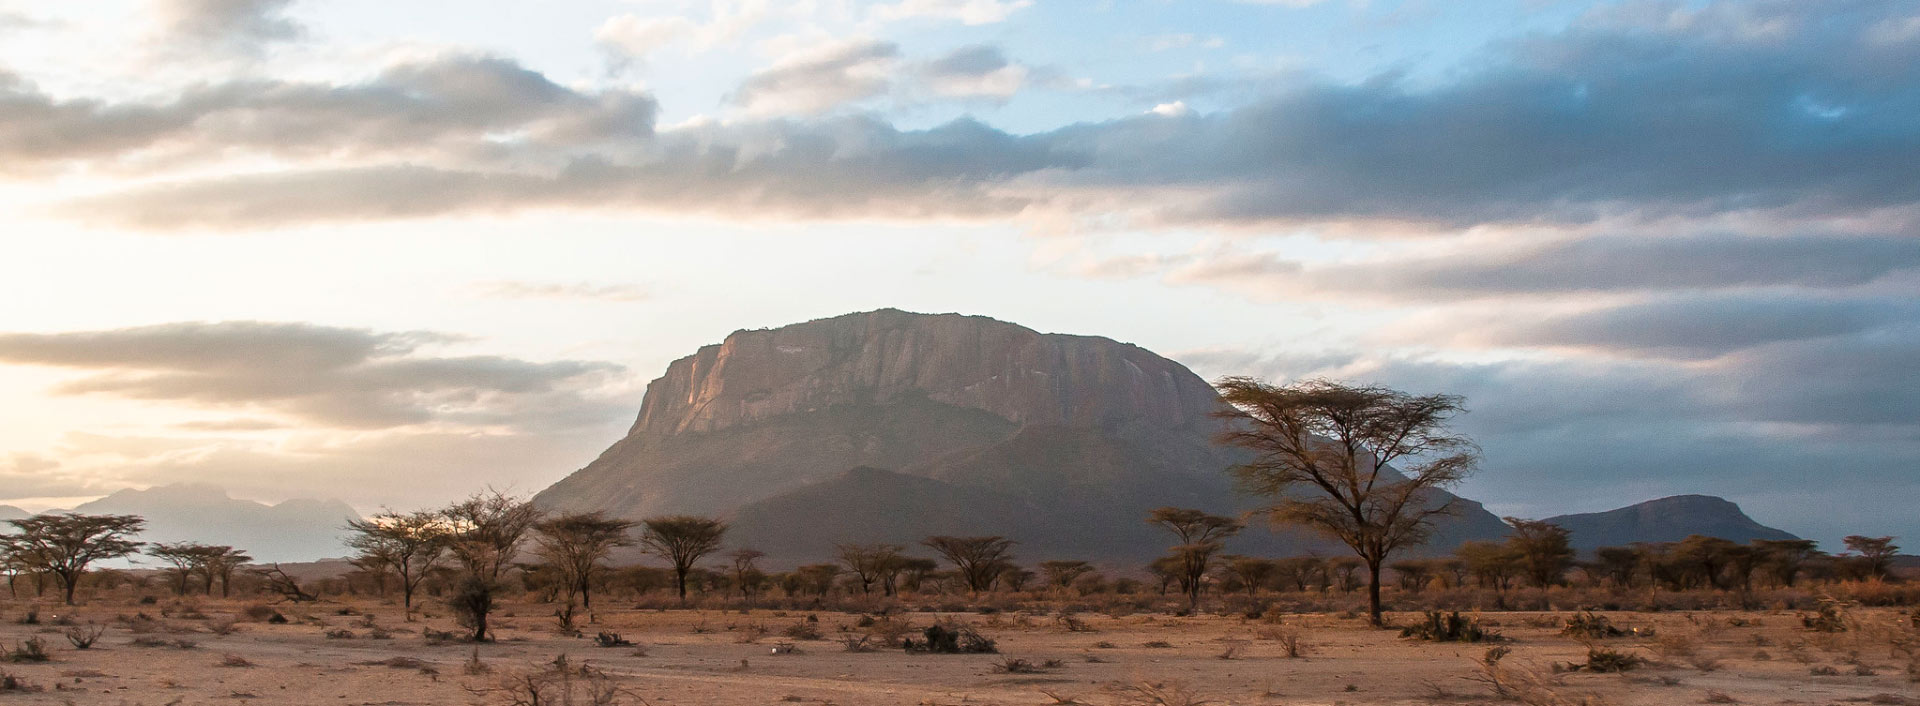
[1055, 613, 1095, 633]
[1255, 625, 1310, 658]
[471, 654, 637, 706]
[992, 657, 1058, 674]
[1401, 611, 1501, 643]
[593, 632, 632, 648]
[220, 654, 254, 667]
[64, 625, 105, 649]
[734, 623, 769, 644]
[840, 635, 877, 653]
[782, 621, 824, 641]
[0, 670, 41, 693]
[901, 623, 996, 654]
[4, 638, 49, 663]
[1560, 612, 1626, 639]
[1141, 640, 1174, 649]
[1701, 690, 1737, 703]
[1468, 649, 1608, 706]
[1215, 639, 1247, 660]
[1103, 679, 1216, 706]
[1801, 597, 1852, 633]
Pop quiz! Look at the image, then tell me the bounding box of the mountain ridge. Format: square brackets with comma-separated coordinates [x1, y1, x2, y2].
[1543, 494, 1798, 551]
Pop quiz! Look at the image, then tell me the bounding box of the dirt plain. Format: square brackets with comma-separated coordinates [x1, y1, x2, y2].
[0, 598, 1914, 705]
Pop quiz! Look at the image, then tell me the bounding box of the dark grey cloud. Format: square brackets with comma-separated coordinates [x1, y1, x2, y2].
[1479, 295, 1920, 359]
[1, 54, 656, 175]
[0, 321, 626, 430]
[19, 0, 1920, 232]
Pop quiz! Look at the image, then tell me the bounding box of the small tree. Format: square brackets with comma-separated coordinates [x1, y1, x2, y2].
[5, 513, 145, 605]
[1504, 518, 1575, 588]
[345, 510, 448, 619]
[1753, 539, 1820, 587]
[534, 511, 637, 611]
[1216, 377, 1478, 626]
[836, 543, 904, 596]
[1389, 559, 1434, 594]
[441, 492, 542, 641]
[148, 542, 211, 595]
[638, 515, 727, 602]
[1224, 556, 1277, 599]
[1842, 535, 1899, 580]
[1039, 560, 1094, 594]
[726, 548, 767, 602]
[922, 536, 1015, 595]
[1146, 507, 1242, 609]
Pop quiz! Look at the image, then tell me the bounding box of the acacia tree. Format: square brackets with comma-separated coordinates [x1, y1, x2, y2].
[345, 510, 448, 619]
[922, 536, 1015, 595]
[1216, 377, 1478, 627]
[836, 543, 904, 596]
[1146, 507, 1242, 609]
[535, 511, 637, 611]
[726, 548, 767, 602]
[1842, 535, 1899, 580]
[1039, 560, 1094, 595]
[203, 546, 252, 597]
[1505, 518, 1575, 588]
[1753, 539, 1820, 587]
[5, 513, 146, 605]
[441, 492, 542, 641]
[148, 542, 210, 595]
[638, 515, 727, 602]
[1224, 556, 1277, 599]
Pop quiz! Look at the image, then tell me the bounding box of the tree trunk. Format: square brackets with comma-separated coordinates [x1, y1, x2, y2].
[675, 569, 688, 601]
[1366, 560, 1384, 627]
[61, 572, 78, 605]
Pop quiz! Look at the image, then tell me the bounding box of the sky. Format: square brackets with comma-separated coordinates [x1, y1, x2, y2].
[0, 0, 1916, 549]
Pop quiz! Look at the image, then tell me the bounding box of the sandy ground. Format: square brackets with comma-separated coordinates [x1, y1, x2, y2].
[0, 597, 1914, 705]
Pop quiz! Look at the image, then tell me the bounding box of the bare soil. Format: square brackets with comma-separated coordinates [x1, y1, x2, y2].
[0, 599, 1914, 705]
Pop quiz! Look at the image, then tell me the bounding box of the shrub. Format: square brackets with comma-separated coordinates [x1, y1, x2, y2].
[1400, 611, 1501, 643]
[4, 638, 49, 663]
[1560, 611, 1625, 639]
[1572, 647, 1643, 673]
[64, 625, 105, 649]
[902, 624, 996, 654]
[592, 632, 632, 648]
[782, 621, 823, 641]
[1801, 597, 1851, 633]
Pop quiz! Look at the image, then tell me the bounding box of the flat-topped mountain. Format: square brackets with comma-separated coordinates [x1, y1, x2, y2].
[535, 309, 1512, 563]
[1543, 494, 1798, 551]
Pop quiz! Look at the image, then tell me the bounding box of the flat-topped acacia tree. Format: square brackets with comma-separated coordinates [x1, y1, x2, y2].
[4, 513, 145, 605]
[638, 515, 727, 602]
[1214, 377, 1479, 627]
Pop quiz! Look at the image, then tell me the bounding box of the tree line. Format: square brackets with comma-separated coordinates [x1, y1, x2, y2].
[1, 378, 1907, 636]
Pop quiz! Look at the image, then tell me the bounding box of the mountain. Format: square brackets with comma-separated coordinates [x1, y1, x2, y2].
[1543, 494, 1799, 551]
[72, 484, 360, 562]
[535, 309, 1512, 564]
[0, 505, 27, 522]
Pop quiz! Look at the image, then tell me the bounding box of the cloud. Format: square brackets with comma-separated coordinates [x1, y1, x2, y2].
[1465, 295, 1920, 359]
[916, 44, 1027, 100]
[150, 0, 302, 54]
[729, 38, 901, 115]
[868, 0, 1033, 26]
[470, 281, 650, 303]
[0, 54, 657, 175]
[0, 321, 627, 430]
[1149, 233, 1920, 301]
[24, 0, 1920, 234]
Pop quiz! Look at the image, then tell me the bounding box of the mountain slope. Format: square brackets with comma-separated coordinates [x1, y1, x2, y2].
[1544, 494, 1798, 550]
[536, 309, 1513, 564]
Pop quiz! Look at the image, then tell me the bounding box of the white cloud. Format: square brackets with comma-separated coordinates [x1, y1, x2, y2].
[868, 0, 1033, 26]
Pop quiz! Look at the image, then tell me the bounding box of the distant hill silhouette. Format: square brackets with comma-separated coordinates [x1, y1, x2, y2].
[536, 309, 1512, 564]
[68, 484, 359, 562]
[1543, 494, 1798, 551]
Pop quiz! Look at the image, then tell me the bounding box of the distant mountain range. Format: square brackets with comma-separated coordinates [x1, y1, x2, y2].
[1543, 494, 1800, 551]
[0, 484, 359, 562]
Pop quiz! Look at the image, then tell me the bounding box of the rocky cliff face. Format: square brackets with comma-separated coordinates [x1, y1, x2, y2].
[535, 309, 1512, 563]
[628, 309, 1222, 436]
